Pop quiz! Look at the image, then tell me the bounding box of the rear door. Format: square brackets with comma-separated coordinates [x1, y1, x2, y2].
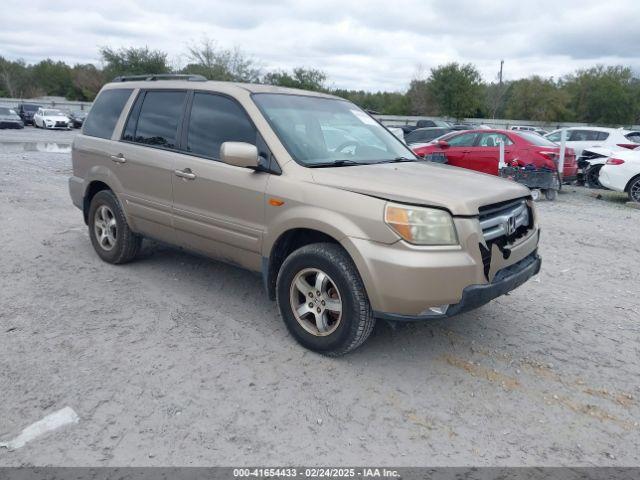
[171, 91, 269, 272]
[115, 89, 188, 242]
[442, 132, 478, 168]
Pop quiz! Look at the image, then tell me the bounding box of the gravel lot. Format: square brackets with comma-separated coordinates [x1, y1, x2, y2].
[1, 127, 639, 467]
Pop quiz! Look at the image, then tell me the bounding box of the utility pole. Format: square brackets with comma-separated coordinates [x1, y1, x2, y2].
[492, 60, 505, 120]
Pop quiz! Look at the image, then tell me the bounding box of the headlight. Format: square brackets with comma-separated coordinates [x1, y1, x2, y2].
[384, 203, 458, 245]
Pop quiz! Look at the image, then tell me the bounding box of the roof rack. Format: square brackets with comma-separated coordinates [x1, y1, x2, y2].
[112, 74, 207, 82]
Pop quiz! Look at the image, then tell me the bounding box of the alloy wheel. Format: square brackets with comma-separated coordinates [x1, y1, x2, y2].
[94, 205, 117, 251]
[289, 268, 343, 336]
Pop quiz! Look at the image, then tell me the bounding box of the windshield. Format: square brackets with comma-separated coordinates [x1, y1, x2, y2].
[0, 107, 15, 115]
[516, 131, 559, 147]
[252, 94, 415, 166]
[44, 109, 64, 116]
[23, 104, 39, 112]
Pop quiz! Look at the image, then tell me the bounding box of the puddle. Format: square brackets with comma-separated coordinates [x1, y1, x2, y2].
[0, 141, 72, 154]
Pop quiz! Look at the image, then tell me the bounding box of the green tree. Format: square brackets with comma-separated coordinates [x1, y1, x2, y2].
[31, 59, 74, 97]
[333, 89, 410, 115]
[503, 76, 569, 122]
[563, 66, 636, 124]
[100, 46, 170, 80]
[184, 38, 261, 82]
[263, 68, 327, 91]
[426, 63, 483, 120]
[0, 57, 35, 98]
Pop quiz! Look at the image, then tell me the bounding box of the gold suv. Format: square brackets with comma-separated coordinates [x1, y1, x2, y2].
[69, 74, 541, 355]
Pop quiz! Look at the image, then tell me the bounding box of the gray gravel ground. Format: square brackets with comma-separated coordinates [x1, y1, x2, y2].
[1, 127, 639, 467]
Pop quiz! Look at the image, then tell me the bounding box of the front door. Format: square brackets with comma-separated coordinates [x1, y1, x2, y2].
[171, 92, 269, 272]
[442, 132, 478, 169]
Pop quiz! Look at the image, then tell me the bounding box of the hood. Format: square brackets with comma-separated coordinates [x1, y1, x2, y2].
[310, 161, 530, 216]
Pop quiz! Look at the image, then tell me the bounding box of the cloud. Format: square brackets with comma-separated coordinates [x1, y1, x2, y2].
[1, 0, 639, 90]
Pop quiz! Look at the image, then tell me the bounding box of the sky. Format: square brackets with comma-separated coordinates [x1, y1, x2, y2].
[1, 0, 639, 91]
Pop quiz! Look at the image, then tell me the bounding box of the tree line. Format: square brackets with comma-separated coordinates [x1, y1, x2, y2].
[1, 40, 639, 125]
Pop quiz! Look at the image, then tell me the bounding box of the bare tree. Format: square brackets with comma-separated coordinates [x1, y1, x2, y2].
[184, 38, 261, 83]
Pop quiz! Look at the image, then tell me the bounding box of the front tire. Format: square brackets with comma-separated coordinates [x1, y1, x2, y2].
[276, 243, 375, 356]
[88, 190, 141, 264]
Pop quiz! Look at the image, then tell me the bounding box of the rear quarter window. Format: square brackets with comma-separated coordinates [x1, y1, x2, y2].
[83, 89, 133, 139]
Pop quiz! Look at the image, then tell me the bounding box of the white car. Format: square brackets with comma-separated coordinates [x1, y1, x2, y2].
[598, 148, 640, 202]
[545, 127, 640, 158]
[33, 108, 72, 130]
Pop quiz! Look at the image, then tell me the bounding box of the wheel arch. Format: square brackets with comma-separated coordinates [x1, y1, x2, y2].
[624, 173, 640, 193]
[83, 180, 113, 224]
[263, 227, 348, 301]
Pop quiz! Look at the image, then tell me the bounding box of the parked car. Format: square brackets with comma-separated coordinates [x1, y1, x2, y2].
[404, 127, 453, 146]
[545, 127, 640, 158]
[68, 110, 88, 128]
[417, 119, 452, 128]
[534, 129, 549, 136]
[412, 129, 578, 181]
[0, 107, 25, 129]
[598, 148, 640, 202]
[387, 124, 418, 134]
[510, 125, 537, 132]
[33, 108, 72, 130]
[15, 103, 42, 125]
[69, 75, 540, 355]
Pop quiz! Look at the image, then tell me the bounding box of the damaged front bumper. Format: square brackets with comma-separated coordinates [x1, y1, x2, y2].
[374, 251, 541, 322]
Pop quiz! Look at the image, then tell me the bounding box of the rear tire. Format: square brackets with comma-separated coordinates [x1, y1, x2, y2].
[628, 176, 640, 203]
[88, 190, 141, 264]
[276, 243, 375, 356]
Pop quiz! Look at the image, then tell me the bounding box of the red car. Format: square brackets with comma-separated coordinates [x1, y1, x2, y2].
[413, 129, 578, 181]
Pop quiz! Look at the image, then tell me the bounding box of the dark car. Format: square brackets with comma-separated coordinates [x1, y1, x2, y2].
[68, 110, 88, 128]
[416, 119, 452, 128]
[404, 127, 453, 146]
[16, 103, 42, 125]
[386, 124, 418, 134]
[0, 107, 24, 129]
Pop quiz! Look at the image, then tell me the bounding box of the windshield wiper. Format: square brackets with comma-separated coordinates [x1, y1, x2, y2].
[307, 159, 364, 168]
[375, 157, 417, 164]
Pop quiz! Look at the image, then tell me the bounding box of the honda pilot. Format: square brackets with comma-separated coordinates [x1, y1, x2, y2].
[69, 74, 541, 355]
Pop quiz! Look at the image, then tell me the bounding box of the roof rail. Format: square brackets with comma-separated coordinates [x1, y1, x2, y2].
[112, 74, 208, 82]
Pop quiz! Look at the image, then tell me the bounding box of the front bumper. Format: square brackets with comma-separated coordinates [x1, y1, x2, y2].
[375, 252, 541, 321]
[0, 121, 24, 129]
[342, 215, 540, 317]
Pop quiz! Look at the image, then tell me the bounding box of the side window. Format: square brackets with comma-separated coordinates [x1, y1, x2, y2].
[546, 131, 562, 142]
[447, 132, 477, 147]
[125, 90, 186, 149]
[596, 131, 609, 141]
[478, 133, 513, 147]
[83, 89, 132, 139]
[569, 129, 600, 141]
[186, 92, 256, 159]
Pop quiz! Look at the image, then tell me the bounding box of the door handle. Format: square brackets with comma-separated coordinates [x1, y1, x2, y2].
[174, 168, 196, 180]
[110, 154, 126, 164]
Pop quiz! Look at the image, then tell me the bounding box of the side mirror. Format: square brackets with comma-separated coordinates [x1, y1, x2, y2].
[436, 140, 449, 148]
[220, 142, 259, 169]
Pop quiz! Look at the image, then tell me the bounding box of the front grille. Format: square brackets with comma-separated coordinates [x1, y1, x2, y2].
[479, 198, 530, 242]
[55, 121, 67, 127]
[478, 198, 533, 276]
